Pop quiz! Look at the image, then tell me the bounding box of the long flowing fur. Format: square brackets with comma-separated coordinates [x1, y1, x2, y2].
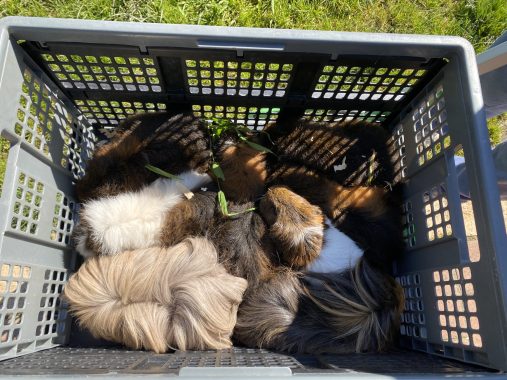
[158, 185, 327, 288]
[64, 237, 248, 353]
[74, 171, 211, 257]
[234, 258, 404, 354]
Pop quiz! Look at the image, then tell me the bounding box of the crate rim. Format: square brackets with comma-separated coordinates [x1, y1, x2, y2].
[0, 16, 476, 55]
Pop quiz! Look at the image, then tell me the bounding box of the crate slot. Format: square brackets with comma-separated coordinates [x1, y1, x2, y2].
[397, 273, 427, 340]
[411, 84, 450, 167]
[9, 172, 44, 237]
[74, 99, 168, 138]
[192, 104, 280, 130]
[303, 108, 391, 123]
[15, 67, 94, 180]
[184, 59, 293, 97]
[40, 53, 162, 93]
[433, 267, 482, 349]
[0, 262, 31, 345]
[311, 65, 427, 101]
[49, 192, 75, 245]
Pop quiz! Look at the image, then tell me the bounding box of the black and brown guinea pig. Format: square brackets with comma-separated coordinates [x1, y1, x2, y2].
[75, 111, 212, 202]
[215, 118, 404, 271]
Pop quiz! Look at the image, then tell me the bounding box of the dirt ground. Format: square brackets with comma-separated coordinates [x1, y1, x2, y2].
[461, 199, 507, 262]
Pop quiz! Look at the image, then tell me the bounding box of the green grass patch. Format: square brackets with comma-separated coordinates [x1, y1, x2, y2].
[1, 0, 505, 53]
[488, 113, 507, 147]
[0, 137, 10, 197]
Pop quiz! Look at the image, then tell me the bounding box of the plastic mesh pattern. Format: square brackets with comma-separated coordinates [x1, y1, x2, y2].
[0, 263, 31, 345]
[311, 65, 427, 101]
[423, 184, 452, 243]
[0, 347, 491, 374]
[398, 273, 427, 340]
[192, 104, 280, 130]
[185, 59, 293, 97]
[0, 347, 303, 373]
[303, 108, 391, 123]
[402, 200, 416, 248]
[40, 53, 162, 93]
[15, 68, 94, 179]
[391, 122, 407, 180]
[433, 267, 482, 349]
[36, 269, 68, 340]
[74, 99, 168, 137]
[411, 85, 450, 167]
[10, 172, 44, 237]
[49, 192, 76, 245]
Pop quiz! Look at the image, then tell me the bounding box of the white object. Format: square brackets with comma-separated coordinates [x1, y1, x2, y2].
[306, 217, 363, 273]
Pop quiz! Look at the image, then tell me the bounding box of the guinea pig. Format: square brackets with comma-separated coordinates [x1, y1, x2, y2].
[64, 237, 248, 353]
[73, 172, 211, 258]
[158, 186, 402, 354]
[73, 177, 403, 355]
[259, 185, 363, 273]
[75, 112, 212, 202]
[234, 257, 404, 354]
[214, 119, 403, 271]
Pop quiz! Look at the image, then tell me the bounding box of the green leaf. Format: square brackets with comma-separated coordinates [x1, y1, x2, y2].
[214, 126, 224, 138]
[211, 162, 225, 181]
[217, 191, 256, 217]
[145, 164, 181, 180]
[235, 125, 252, 134]
[218, 190, 229, 216]
[244, 140, 275, 155]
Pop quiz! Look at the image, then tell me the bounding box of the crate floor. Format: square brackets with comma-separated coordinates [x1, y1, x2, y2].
[0, 347, 494, 375]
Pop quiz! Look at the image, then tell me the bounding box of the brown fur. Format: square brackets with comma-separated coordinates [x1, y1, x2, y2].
[158, 187, 322, 289]
[262, 119, 395, 187]
[72, 114, 404, 355]
[76, 112, 211, 202]
[215, 119, 403, 270]
[64, 237, 247, 353]
[215, 143, 268, 203]
[234, 258, 404, 354]
[259, 186, 324, 269]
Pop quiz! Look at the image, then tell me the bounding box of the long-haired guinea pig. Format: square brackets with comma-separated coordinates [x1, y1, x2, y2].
[74, 175, 331, 282]
[74, 173, 211, 258]
[75, 112, 212, 202]
[215, 119, 403, 270]
[234, 257, 404, 354]
[64, 237, 248, 353]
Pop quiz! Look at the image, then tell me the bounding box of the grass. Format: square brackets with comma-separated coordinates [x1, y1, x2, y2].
[0, 137, 9, 197]
[1, 0, 506, 54]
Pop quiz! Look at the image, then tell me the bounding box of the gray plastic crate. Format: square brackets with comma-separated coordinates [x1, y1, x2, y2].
[0, 16, 506, 377]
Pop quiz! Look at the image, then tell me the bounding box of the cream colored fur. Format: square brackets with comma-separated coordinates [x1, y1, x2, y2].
[64, 237, 248, 353]
[75, 171, 211, 257]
